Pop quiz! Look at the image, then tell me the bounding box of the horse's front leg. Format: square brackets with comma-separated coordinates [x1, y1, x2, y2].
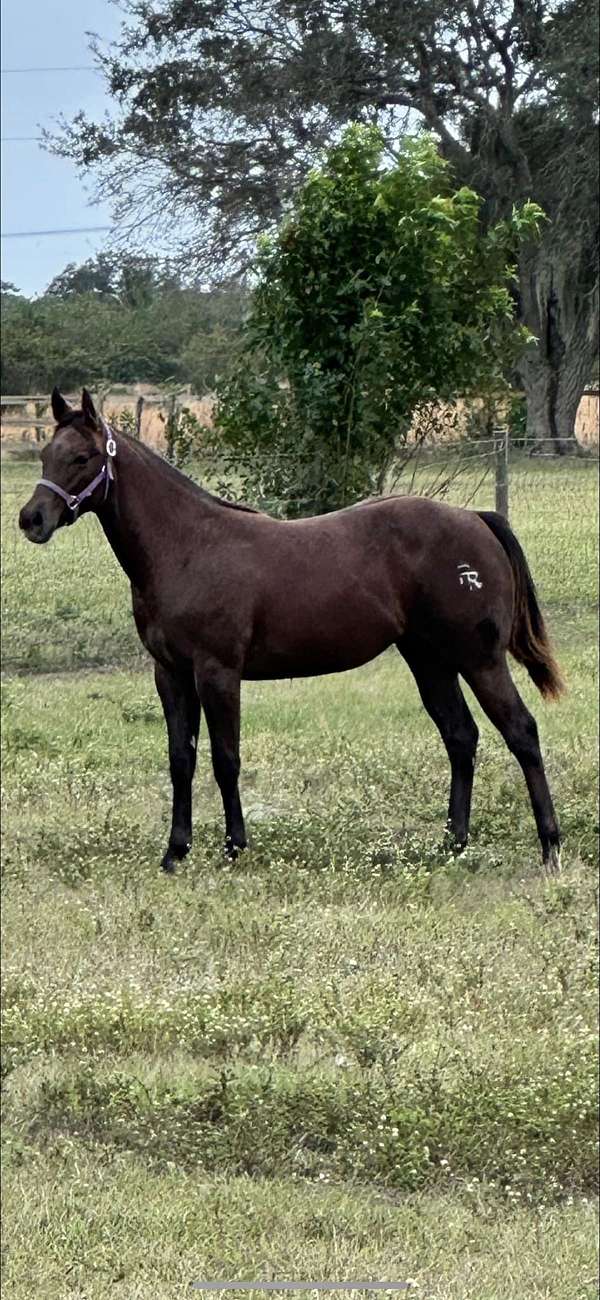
[154, 662, 201, 873]
[196, 660, 246, 860]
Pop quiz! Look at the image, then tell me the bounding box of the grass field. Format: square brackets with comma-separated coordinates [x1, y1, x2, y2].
[1, 453, 598, 1298]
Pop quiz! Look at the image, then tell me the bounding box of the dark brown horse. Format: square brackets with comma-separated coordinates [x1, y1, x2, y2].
[19, 388, 565, 873]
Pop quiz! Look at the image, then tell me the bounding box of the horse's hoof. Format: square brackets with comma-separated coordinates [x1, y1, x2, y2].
[543, 844, 562, 877]
[443, 828, 467, 857]
[161, 838, 191, 873]
[224, 838, 246, 862]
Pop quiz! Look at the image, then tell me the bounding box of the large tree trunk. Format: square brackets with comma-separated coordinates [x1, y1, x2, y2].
[517, 246, 599, 453]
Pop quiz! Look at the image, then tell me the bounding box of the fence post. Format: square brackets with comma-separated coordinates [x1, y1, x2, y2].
[134, 395, 144, 440]
[165, 394, 178, 461]
[494, 426, 509, 519]
[34, 400, 45, 444]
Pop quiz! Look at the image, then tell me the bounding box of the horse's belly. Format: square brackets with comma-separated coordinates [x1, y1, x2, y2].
[243, 599, 399, 679]
[243, 643, 387, 680]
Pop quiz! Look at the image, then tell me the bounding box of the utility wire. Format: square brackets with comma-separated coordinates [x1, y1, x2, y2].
[1, 66, 98, 74]
[1, 226, 111, 239]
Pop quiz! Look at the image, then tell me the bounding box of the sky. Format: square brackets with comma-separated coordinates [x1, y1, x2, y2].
[1, 0, 126, 297]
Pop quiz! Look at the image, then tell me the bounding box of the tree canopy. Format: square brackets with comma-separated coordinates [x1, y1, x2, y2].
[0, 254, 245, 395]
[43, 0, 600, 446]
[51, 0, 597, 259]
[212, 125, 543, 514]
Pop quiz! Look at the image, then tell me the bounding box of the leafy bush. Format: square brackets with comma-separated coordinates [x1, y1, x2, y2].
[213, 125, 544, 515]
[508, 392, 530, 447]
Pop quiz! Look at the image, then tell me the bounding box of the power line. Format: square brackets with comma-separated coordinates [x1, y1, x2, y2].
[1, 226, 111, 239]
[1, 66, 98, 74]
[1, 137, 43, 142]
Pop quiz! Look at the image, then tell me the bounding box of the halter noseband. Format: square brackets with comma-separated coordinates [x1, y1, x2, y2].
[37, 420, 117, 519]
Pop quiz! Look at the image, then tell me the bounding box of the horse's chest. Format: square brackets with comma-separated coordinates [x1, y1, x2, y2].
[132, 590, 176, 666]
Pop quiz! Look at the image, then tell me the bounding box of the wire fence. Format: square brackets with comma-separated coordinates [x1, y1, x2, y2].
[2, 387, 599, 452]
[1, 432, 598, 676]
[0, 391, 210, 449]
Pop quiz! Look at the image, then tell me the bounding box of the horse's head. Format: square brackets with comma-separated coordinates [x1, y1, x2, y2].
[19, 388, 108, 543]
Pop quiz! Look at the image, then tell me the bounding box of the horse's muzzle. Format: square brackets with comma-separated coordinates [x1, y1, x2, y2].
[19, 496, 62, 544]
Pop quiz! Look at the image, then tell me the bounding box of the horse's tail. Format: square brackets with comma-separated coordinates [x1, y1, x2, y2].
[477, 510, 565, 701]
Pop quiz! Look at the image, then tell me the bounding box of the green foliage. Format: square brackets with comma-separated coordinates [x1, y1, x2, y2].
[213, 127, 543, 514]
[13, 1049, 597, 1195]
[113, 406, 137, 437]
[0, 257, 245, 395]
[47, 0, 598, 449]
[158, 401, 208, 467]
[49, 0, 593, 281]
[508, 392, 530, 447]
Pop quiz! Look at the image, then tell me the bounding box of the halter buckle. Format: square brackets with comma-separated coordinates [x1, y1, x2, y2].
[106, 437, 117, 458]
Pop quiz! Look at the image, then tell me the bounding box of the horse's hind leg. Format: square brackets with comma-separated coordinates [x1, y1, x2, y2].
[155, 662, 201, 873]
[464, 657, 561, 873]
[400, 648, 479, 851]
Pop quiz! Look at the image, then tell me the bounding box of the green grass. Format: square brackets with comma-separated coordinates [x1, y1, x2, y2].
[4, 1170, 598, 1299]
[1, 453, 598, 1297]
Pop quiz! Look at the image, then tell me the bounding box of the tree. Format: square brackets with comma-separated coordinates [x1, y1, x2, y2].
[210, 125, 543, 515]
[0, 254, 246, 394]
[508, 0, 599, 447]
[46, 250, 174, 307]
[49, 0, 599, 450]
[45, 253, 120, 299]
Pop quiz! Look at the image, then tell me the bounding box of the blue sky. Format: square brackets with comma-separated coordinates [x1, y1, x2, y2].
[1, 0, 125, 296]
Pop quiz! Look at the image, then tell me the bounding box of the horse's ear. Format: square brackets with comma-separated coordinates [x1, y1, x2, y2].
[51, 387, 71, 422]
[81, 388, 98, 430]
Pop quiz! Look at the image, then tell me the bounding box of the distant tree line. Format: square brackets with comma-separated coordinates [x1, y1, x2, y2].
[0, 255, 246, 395]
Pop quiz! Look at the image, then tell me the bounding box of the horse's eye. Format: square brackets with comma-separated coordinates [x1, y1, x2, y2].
[74, 455, 89, 466]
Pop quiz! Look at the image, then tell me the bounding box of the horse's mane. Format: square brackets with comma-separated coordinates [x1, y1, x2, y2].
[130, 435, 261, 514]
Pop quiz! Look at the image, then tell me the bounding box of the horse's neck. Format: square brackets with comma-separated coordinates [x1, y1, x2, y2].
[97, 436, 207, 590]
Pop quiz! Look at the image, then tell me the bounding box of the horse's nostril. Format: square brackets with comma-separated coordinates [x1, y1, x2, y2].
[19, 507, 43, 531]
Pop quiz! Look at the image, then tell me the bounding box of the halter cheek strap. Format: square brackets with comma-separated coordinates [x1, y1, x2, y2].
[37, 421, 116, 519]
